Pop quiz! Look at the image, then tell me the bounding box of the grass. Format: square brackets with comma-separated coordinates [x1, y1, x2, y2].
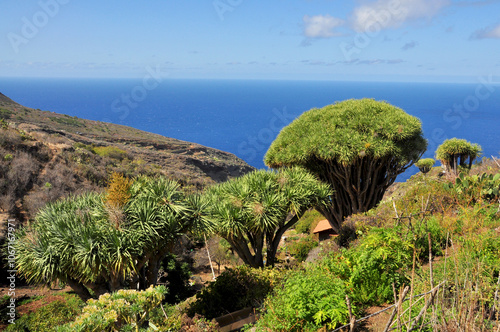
[0, 108, 13, 120]
[49, 116, 83, 127]
[4, 293, 84, 332]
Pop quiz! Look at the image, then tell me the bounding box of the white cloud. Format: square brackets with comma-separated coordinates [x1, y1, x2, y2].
[471, 23, 500, 39]
[351, 0, 450, 32]
[303, 15, 344, 38]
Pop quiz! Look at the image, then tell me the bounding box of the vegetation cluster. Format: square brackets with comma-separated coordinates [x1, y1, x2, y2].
[2, 98, 500, 331]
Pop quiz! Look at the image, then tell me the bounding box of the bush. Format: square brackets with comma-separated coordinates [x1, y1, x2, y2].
[93, 146, 129, 160]
[159, 253, 194, 304]
[187, 266, 279, 319]
[255, 266, 351, 331]
[324, 227, 413, 306]
[287, 235, 318, 262]
[335, 219, 358, 248]
[0, 108, 13, 120]
[105, 172, 132, 208]
[294, 209, 324, 234]
[412, 216, 449, 260]
[5, 294, 84, 332]
[451, 172, 500, 203]
[179, 314, 220, 332]
[56, 286, 166, 332]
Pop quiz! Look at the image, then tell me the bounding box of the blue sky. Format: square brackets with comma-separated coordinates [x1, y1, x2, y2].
[1, 0, 499, 82]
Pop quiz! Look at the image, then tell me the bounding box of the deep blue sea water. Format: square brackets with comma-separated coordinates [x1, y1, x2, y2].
[1, 77, 499, 181]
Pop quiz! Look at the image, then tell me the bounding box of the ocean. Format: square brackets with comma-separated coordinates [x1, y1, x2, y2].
[1, 77, 499, 181]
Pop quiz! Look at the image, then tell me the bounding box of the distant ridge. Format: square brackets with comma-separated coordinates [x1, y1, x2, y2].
[0, 92, 254, 222]
[0, 92, 21, 108]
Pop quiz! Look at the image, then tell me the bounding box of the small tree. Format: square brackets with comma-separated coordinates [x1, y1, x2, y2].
[204, 167, 331, 268]
[435, 138, 482, 176]
[14, 176, 211, 300]
[265, 99, 427, 232]
[415, 158, 435, 174]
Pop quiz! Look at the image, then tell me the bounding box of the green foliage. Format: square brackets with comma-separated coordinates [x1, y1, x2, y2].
[335, 220, 359, 248]
[294, 209, 323, 234]
[0, 108, 13, 120]
[204, 167, 331, 267]
[56, 286, 166, 332]
[436, 138, 482, 174]
[3, 153, 13, 161]
[49, 116, 83, 127]
[287, 235, 318, 262]
[265, 99, 427, 233]
[324, 227, 413, 305]
[13, 176, 213, 299]
[187, 266, 279, 319]
[452, 172, 500, 203]
[5, 294, 84, 332]
[415, 158, 435, 174]
[18, 130, 33, 141]
[265, 98, 426, 167]
[160, 253, 194, 304]
[93, 145, 128, 160]
[255, 266, 351, 331]
[0, 296, 15, 326]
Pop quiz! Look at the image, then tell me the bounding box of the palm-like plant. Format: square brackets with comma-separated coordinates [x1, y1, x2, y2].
[14, 175, 212, 300]
[15, 193, 134, 300]
[125, 176, 193, 287]
[204, 167, 331, 268]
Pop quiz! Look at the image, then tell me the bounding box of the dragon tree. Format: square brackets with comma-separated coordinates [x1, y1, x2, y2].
[435, 138, 482, 176]
[265, 98, 427, 232]
[204, 167, 331, 268]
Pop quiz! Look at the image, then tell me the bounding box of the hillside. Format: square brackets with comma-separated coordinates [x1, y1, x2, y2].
[0, 92, 254, 222]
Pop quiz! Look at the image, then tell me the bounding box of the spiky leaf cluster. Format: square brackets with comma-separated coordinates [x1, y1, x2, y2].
[415, 158, 435, 174]
[435, 138, 482, 164]
[13, 176, 212, 298]
[204, 167, 331, 267]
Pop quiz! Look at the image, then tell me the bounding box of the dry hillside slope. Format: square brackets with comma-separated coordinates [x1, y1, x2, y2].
[0, 92, 254, 223]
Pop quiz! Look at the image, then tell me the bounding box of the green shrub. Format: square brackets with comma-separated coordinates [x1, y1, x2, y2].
[0, 295, 14, 325]
[335, 219, 358, 248]
[187, 266, 280, 319]
[287, 235, 318, 262]
[56, 286, 166, 332]
[50, 116, 83, 127]
[324, 227, 413, 306]
[3, 153, 13, 161]
[92, 146, 128, 160]
[5, 294, 84, 332]
[294, 209, 323, 234]
[0, 108, 13, 120]
[255, 266, 351, 331]
[18, 130, 33, 141]
[160, 253, 194, 304]
[451, 172, 500, 203]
